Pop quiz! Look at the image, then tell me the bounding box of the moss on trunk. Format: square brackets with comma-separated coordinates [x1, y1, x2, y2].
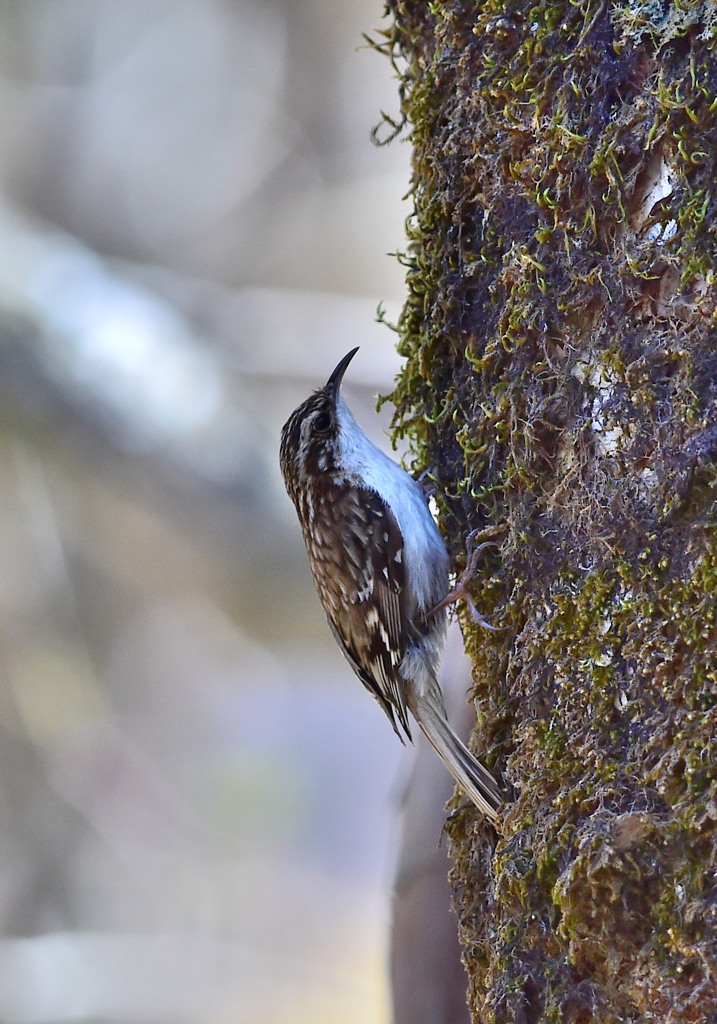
[376, 1, 717, 1020]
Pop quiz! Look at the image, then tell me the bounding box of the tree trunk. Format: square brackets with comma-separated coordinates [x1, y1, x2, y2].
[377, 2, 717, 1021]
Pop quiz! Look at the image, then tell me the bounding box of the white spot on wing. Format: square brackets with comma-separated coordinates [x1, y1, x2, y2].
[365, 606, 380, 628]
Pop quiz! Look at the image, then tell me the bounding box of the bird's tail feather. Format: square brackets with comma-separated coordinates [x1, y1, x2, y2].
[411, 690, 502, 822]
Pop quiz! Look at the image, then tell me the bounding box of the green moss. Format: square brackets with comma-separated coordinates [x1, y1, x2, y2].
[376, 0, 717, 1019]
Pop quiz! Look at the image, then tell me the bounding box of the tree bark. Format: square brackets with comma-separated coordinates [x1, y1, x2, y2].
[377, 2, 717, 1021]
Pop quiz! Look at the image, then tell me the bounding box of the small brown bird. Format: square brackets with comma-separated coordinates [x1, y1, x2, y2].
[280, 348, 501, 821]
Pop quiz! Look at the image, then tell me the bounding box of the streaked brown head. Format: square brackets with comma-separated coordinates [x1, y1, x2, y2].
[279, 348, 358, 503]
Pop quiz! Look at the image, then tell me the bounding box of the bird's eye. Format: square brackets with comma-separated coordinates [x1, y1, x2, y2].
[313, 411, 331, 433]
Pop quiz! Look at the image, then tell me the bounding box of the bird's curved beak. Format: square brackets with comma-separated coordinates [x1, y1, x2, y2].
[325, 347, 359, 400]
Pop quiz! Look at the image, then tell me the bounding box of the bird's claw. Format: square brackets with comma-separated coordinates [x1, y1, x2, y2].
[428, 529, 507, 631]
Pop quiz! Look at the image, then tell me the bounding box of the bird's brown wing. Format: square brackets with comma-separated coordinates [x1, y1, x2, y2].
[307, 482, 412, 739]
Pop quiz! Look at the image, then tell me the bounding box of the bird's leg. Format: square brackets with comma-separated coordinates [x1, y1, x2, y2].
[428, 531, 505, 631]
[415, 468, 438, 502]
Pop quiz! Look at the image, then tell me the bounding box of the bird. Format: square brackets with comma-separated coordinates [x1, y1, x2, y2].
[279, 347, 502, 821]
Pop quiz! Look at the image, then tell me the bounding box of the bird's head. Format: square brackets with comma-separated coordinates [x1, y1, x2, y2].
[279, 347, 359, 500]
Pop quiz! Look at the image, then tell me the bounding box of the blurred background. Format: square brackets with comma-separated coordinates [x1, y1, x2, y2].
[0, 2, 416, 1021]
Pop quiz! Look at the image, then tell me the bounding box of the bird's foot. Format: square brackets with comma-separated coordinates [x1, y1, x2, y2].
[415, 468, 438, 501]
[428, 530, 506, 631]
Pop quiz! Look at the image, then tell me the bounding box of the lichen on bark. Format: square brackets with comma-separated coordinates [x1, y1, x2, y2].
[374, 0, 717, 1020]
